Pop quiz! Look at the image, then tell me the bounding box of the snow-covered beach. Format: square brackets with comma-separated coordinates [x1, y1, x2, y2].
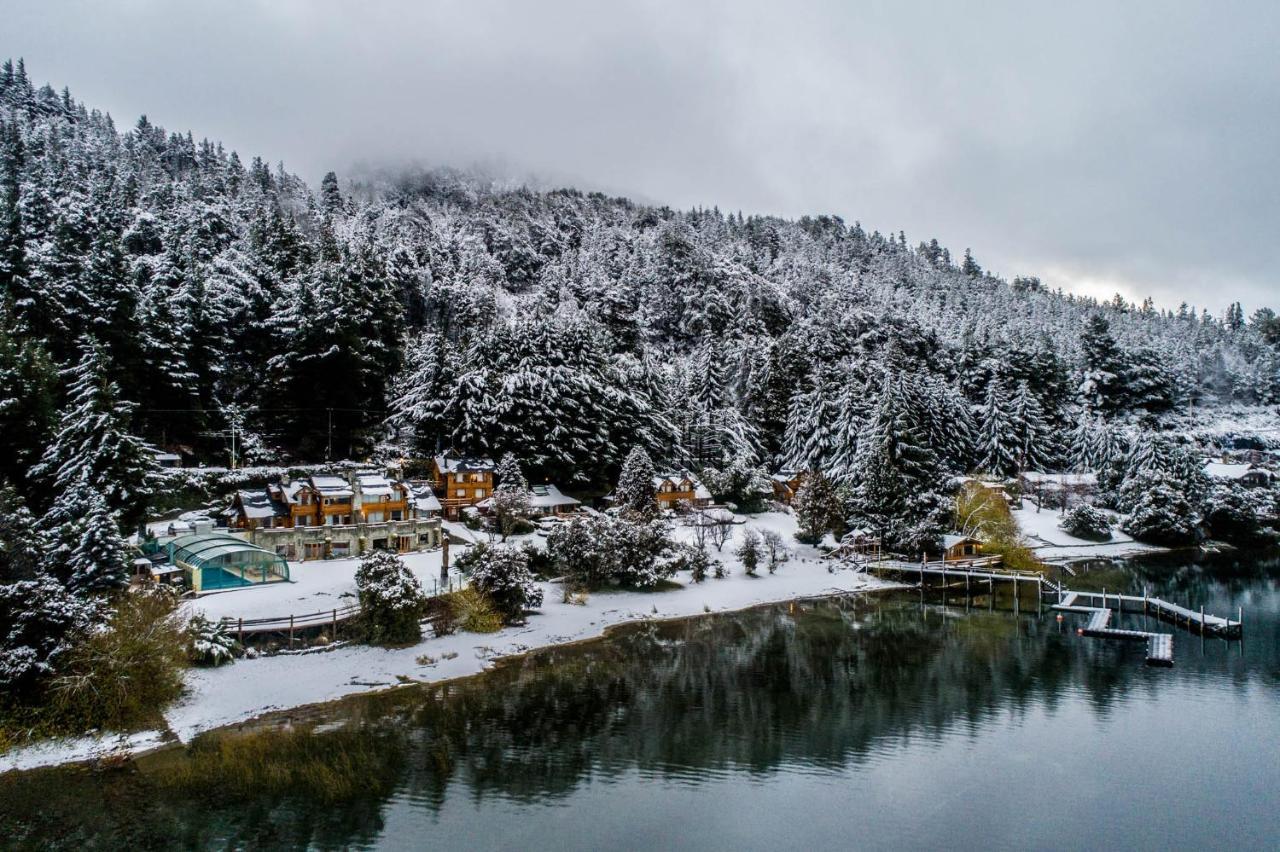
[2, 513, 900, 773]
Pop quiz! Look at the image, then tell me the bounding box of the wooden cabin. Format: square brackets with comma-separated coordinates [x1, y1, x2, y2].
[941, 534, 983, 561]
[770, 469, 805, 504]
[653, 472, 712, 511]
[431, 454, 497, 519]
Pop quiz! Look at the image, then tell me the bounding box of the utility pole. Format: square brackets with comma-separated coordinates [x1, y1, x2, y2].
[326, 408, 334, 461]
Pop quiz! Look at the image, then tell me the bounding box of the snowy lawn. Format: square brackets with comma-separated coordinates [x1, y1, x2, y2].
[1012, 505, 1162, 559]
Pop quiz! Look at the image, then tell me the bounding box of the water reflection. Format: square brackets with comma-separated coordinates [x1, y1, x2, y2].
[2, 552, 1277, 850]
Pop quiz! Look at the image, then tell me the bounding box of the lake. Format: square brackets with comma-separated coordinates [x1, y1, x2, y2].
[2, 549, 1277, 850]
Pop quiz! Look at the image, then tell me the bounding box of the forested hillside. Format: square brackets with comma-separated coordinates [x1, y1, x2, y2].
[3, 58, 1279, 500]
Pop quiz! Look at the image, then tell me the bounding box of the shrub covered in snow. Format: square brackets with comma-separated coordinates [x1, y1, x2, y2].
[459, 543, 544, 623]
[355, 549, 428, 645]
[187, 613, 237, 666]
[1060, 504, 1112, 541]
[1120, 472, 1202, 546]
[1203, 483, 1267, 544]
[546, 513, 676, 589]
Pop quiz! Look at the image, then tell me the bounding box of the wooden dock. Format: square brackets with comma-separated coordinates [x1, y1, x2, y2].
[1053, 589, 1241, 639]
[858, 554, 1241, 667]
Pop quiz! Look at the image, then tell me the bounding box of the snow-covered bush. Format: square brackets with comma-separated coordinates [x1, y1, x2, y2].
[1203, 483, 1266, 544]
[1120, 473, 1202, 546]
[187, 613, 237, 666]
[546, 514, 676, 589]
[1060, 504, 1112, 541]
[355, 549, 428, 645]
[460, 543, 544, 623]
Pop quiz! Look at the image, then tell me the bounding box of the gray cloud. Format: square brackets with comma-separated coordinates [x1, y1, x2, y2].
[4, 0, 1277, 311]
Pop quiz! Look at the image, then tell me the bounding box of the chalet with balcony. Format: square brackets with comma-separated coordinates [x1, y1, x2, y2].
[654, 471, 713, 511]
[431, 453, 496, 519]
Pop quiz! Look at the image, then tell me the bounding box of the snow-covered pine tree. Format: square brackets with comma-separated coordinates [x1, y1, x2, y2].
[0, 486, 91, 692]
[977, 375, 1018, 477]
[492, 452, 532, 539]
[1009, 379, 1050, 472]
[30, 341, 155, 526]
[615, 446, 657, 518]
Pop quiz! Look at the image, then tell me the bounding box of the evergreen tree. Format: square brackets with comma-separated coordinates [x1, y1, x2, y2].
[1077, 314, 1127, 415]
[792, 469, 843, 544]
[977, 376, 1018, 476]
[30, 341, 155, 526]
[615, 446, 657, 518]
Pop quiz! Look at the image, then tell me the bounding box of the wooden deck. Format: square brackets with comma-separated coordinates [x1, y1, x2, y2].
[856, 553, 1241, 668]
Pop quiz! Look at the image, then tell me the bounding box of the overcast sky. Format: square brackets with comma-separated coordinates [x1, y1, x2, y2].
[5, 0, 1278, 312]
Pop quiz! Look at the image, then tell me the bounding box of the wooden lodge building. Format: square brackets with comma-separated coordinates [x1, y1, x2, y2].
[654, 471, 713, 511]
[430, 454, 497, 520]
[226, 471, 442, 560]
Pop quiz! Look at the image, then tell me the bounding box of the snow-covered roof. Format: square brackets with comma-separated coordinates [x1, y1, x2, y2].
[1203, 460, 1269, 481]
[942, 534, 980, 550]
[530, 484, 580, 509]
[152, 452, 181, 462]
[310, 475, 354, 498]
[770, 469, 801, 483]
[235, 489, 285, 519]
[415, 490, 442, 512]
[434, 454, 495, 473]
[356, 473, 394, 497]
[694, 483, 712, 500]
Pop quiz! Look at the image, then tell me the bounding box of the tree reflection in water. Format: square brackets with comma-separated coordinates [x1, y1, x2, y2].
[2, 550, 1276, 850]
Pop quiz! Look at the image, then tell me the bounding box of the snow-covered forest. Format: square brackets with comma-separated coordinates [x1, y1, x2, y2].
[3, 58, 1280, 510]
[1, 56, 1279, 744]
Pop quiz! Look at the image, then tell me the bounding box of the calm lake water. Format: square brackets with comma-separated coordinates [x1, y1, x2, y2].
[2, 550, 1277, 851]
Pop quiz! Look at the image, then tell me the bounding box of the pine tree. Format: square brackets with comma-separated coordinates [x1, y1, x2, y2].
[977, 376, 1018, 476]
[31, 341, 155, 526]
[615, 446, 657, 518]
[1009, 380, 1050, 472]
[792, 469, 843, 544]
[0, 486, 90, 692]
[1077, 314, 1127, 415]
[492, 452, 531, 539]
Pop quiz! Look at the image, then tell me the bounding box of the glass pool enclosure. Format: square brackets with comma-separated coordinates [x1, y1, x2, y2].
[166, 533, 290, 593]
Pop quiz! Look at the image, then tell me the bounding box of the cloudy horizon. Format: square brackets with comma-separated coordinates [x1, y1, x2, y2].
[4, 0, 1278, 313]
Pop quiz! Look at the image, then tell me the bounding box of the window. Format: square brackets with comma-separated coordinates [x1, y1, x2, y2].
[304, 543, 324, 560]
[457, 488, 468, 499]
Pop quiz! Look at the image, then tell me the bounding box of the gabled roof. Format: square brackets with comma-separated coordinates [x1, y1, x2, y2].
[434, 454, 496, 474]
[356, 473, 395, 497]
[309, 475, 354, 498]
[942, 533, 981, 550]
[529, 484, 580, 509]
[234, 489, 286, 520]
[408, 482, 442, 512]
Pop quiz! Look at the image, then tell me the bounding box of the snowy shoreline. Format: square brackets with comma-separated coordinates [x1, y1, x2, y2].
[1, 513, 903, 774]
